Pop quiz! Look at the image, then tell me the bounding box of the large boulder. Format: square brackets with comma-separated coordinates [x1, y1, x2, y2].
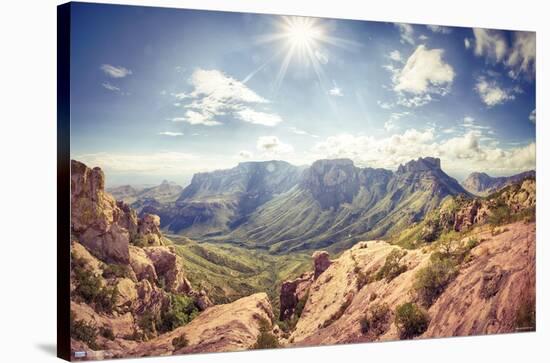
[137, 214, 163, 246]
[312, 251, 332, 279]
[143, 246, 192, 294]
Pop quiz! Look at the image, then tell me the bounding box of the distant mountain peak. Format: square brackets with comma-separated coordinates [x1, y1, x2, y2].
[397, 157, 441, 174]
[462, 170, 535, 196]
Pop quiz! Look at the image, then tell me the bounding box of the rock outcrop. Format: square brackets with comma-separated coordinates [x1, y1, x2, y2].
[129, 293, 275, 357]
[143, 246, 192, 294]
[283, 221, 535, 347]
[279, 273, 313, 321]
[313, 251, 332, 279]
[71, 160, 166, 264]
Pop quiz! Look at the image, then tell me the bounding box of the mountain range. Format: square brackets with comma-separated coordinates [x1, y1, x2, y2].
[461, 170, 536, 196]
[141, 157, 472, 253]
[108, 180, 183, 206]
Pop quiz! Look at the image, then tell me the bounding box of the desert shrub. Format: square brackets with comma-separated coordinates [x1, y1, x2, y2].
[375, 249, 408, 282]
[102, 263, 132, 279]
[172, 333, 189, 350]
[70, 311, 100, 350]
[413, 255, 458, 307]
[138, 311, 159, 339]
[73, 260, 119, 313]
[95, 285, 119, 313]
[488, 203, 512, 226]
[73, 265, 103, 303]
[360, 303, 390, 336]
[158, 294, 200, 333]
[99, 326, 115, 340]
[394, 302, 429, 339]
[252, 318, 279, 350]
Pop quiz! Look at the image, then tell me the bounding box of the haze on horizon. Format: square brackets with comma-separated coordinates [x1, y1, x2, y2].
[69, 3, 536, 187]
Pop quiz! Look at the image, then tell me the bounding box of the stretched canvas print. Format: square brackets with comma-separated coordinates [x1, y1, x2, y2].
[57, 2, 536, 361]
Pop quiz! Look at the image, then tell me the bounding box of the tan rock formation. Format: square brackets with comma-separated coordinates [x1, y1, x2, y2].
[287, 222, 535, 346]
[143, 246, 192, 294]
[129, 293, 274, 357]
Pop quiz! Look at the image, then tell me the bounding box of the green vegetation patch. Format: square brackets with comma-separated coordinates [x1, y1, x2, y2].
[360, 303, 391, 337]
[394, 302, 429, 339]
[252, 317, 280, 350]
[375, 249, 408, 282]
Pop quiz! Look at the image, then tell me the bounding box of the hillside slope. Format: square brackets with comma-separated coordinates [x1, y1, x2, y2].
[223, 157, 468, 253]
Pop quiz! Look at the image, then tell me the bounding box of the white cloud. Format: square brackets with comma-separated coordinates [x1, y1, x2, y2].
[311, 128, 535, 177]
[158, 131, 184, 136]
[529, 109, 536, 123]
[100, 64, 132, 78]
[464, 38, 471, 49]
[395, 23, 415, 45]
[170, 111, 222, 126]
[238, 150, 253, 159]
[289, 126, 319, 138]
[328, 87, 344, 97]
[172, 68, 281, 127]
[475, 76, 516, 107]
[389, 50, 402, 62]
[75, 152, 197, 174]
[384, 112, 409, 132]
[102, 82, 120, 92]
[427, 25, 451, 34]
[394, 45, 455, 95]
[473, 29, 508, 62]
[257, 136, 294, 154]
[377, 100, 394, 110]
[507, 31, 536, 77]
[236, 108, 283, 126]
[396, 93, 433, 108]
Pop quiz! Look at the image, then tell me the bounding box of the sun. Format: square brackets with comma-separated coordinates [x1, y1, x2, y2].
[283, 17, 322, 49]
[247, 16, 355, 90]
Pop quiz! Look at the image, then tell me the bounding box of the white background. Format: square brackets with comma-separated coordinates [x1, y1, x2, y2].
[0, 0, 547, 362]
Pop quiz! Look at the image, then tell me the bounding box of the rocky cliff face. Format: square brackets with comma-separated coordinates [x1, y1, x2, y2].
[146, 160, 302, 236]
[462, 170, 535, 196]
[278, 221, 535, 347]
[71, 160, 166, 264]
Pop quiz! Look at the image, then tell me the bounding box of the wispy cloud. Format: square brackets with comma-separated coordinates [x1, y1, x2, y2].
[395, 23, 415, 45]
[475, 76, 517, 107]
[100, 64, 132, 78]
[427, 25, 451, 34]
[328, 86, 344, 97]
[102, 82, 120, 92]
[288, 126, 319, 138]
[529, 109, 536, 123]
[173, 68, 282, 127]
[256, 136, 294, 155]
[471, 29, 535, 78]
[158, 131, 184, 136]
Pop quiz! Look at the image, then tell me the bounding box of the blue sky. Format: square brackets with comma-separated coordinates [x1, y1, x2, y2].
[70, 3, 536, 186]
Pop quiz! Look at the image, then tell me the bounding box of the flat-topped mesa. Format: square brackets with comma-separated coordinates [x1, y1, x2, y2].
[397, 157, 441, 174]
